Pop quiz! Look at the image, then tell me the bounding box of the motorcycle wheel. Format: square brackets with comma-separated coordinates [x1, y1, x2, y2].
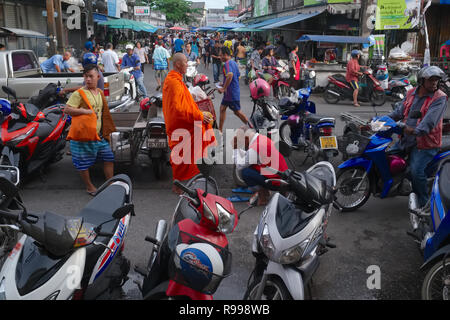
[323, 84, 340, 104]
[370, 90, 386, 106]
[279, 121, 294, 147]
[335, 167, 371, 212]
[243, 276, 293, 300]
[391, 87, 407, 102]
[421, 259, 450, 300]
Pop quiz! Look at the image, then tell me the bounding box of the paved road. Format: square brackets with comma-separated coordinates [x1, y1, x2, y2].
[19, 62, 424, 300]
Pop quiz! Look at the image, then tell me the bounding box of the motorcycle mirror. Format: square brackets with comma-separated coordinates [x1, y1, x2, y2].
[409, 111, 422, 119]
[2, 86, 17, 100]
[112, 203, 134, 220]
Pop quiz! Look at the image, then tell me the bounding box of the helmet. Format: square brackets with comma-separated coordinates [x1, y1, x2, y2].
[351, 50, 362, 58]
[139, 97, 151, 118]
[82, 52, 97, 67]
[388, 155, 407, 175]
[287, 114, 301, 127]
[417, 66, 446, 82]
[249, 78, 271, 100]
[193, 74, 209, 87]
[125, 44, 134, 50]
[177, 242, 224, 289]
[0, 98, 11, 116]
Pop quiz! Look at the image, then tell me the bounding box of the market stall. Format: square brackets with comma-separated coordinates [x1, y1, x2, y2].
[296, 34, 374, 89]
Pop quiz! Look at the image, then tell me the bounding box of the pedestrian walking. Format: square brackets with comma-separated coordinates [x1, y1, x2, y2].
[289, 44, 301, 90]
[63, 64, 116, 196]
[122, 44, 148, 97]
[134, 41, 149, 73]
[153, 39, 170, 91]
[211, 40, 222, 84]
[217, 46, 249, 132]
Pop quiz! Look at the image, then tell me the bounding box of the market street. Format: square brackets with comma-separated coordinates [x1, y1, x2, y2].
[19, 63, 424, 300]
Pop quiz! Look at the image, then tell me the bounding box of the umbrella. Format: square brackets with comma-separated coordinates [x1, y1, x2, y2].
[170, 26, 187, 31]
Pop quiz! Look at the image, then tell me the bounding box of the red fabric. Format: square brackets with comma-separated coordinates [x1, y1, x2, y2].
[402, 88, 448, 149]
[249, 134, 288, 178]
[346, 58, 360, 83]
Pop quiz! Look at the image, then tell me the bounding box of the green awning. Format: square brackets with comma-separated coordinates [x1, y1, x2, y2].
[232, 27, 264, 32]
[99, 18, 158, 32]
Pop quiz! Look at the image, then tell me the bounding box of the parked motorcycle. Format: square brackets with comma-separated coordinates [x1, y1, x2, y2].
[185, 61, 199, 86]
[139, 93, 169, 179]
[0, 174, 134, 300]
[335, 115, 450, 212]
[386, 75, 414, 101]
[243, 162, 338, 300]
[136, 165, 251, 300]
[324, 68, 386, 106]
[408, 158, 450, 300]
[0, 85, 70, 185]
[279, 88, 338, 164]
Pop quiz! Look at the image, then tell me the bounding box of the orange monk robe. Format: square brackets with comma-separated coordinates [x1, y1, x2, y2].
[162, 70, 216, 181]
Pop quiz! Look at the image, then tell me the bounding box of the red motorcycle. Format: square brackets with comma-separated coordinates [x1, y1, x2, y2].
[256, 65, 291, 100]
[0, 85, 69, 185]
[136, 165, 254, 300]
[323, 68, 386, 106]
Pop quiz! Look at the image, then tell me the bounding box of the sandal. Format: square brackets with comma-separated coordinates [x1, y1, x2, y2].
[227, 195, 250, 202]
[86, 190, 97, 197]
[353, 103, 361, 107]
[232, 187, 253, 194]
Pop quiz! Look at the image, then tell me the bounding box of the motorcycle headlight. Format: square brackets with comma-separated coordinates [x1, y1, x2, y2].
[309, 71, 316, 78]
[217, 203, 235, 234]
[370, 120, 388, 132]
[279, 239, 310, 265]
[0, 277, 6, 300]
[259, 224, 276, 260]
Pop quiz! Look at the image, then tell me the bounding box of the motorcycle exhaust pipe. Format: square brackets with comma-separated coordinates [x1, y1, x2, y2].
[327, 90, 340, 97]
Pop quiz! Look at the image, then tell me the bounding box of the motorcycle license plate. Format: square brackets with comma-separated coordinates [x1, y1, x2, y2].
[148, 139, 167, 148]
[319, 136, 338, 149]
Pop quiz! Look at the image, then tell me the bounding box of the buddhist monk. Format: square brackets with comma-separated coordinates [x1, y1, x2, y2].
[163, 53, 216, 194]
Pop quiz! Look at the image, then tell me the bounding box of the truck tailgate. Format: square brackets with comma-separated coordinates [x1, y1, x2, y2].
[104, 72, 125, 103]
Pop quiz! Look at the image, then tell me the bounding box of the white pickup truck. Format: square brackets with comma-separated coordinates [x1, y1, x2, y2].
[0, 50, 135, 112]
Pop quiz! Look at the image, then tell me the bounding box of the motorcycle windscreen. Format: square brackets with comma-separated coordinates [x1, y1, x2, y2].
[15, 236, 70, 296]
[275, 195, 314, 239]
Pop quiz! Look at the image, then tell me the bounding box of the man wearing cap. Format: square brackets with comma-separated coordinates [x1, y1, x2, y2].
[388, 66, 449, 207]
[41, 52, 75, 73]
[122, 44, 148, 97]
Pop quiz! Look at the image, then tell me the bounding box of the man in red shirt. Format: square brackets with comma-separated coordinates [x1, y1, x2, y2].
[346, 50, 363, 107]
[233, 127, 288, 205]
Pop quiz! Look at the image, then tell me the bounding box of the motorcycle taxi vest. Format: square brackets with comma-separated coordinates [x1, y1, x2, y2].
[402, 88, 448, 149]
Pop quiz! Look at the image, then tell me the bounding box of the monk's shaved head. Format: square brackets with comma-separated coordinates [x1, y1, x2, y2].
[172, 53, 188, 75]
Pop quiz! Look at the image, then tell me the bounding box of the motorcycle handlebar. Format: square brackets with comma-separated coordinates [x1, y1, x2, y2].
[0, 209, 20, 222]
[173, 180, 198, 199]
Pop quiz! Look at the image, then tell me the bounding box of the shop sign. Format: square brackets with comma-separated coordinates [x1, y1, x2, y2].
[254, 0, 268, 17]
[375, 0, 421, 30]
[134, 6, 150, 16]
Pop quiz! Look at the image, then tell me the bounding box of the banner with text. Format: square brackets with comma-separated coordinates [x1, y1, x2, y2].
[375, 0, 421, 30]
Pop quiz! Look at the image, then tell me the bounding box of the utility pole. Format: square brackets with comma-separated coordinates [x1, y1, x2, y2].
[46, 0, 57, 56]
[54, 0, 65, 53]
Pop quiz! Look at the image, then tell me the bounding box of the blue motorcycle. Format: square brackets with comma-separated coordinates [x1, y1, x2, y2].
[279, 87, 338, 164]
[408, 159, 450, 300]
[335, 115, 450, 212]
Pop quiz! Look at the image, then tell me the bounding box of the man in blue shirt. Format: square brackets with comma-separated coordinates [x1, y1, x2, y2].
[217, 46, 249, 132]
[121, 44, 148, 97]
[152, 39, 170, 91]
[174, 35, 184, 54]
[41, 52, 75, 73]
[184, 43, 200, 64]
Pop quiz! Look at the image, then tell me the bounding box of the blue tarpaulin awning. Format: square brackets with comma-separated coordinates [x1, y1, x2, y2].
[296, 35, 371, 44]
[93, 13, 108, 23]
[260, 11, 324, 29]
[246, 16, 289, 29]
[198, 26, 218, 31]
[218, 22, 245, 29]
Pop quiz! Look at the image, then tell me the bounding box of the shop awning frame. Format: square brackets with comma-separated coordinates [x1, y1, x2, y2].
[0, 27, 48, 39]
[296, 35, 371, 44]
[260, 10, 324, 30]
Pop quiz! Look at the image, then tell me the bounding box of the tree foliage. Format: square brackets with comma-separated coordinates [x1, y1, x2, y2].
[134, 0, 200, 25]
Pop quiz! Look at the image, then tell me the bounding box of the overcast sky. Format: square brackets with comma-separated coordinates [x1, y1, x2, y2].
[204, 0, 229, 9]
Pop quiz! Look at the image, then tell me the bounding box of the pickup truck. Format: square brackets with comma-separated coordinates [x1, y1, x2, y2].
[0, 50, 135, 112]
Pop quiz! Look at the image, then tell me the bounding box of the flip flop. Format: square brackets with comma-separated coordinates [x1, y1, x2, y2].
[86, 190, 97, 197]
[227, 195, 250, 202]
[232, 187, 253, 194]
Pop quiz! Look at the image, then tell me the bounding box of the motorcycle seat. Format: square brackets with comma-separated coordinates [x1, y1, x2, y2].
[438, 160, 450, 212]
[440, 135, 450, 153]
[305, 114, 335, 125]
[77, 184, 128, 243]
[332, 73, 348, 83]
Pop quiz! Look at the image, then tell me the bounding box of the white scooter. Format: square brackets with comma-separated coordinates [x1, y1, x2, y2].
[0, 174, 134, 300]
[243, 162, 339, 300]
[185, 61, 199, 87]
